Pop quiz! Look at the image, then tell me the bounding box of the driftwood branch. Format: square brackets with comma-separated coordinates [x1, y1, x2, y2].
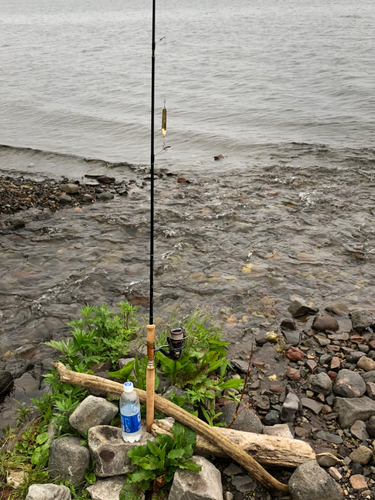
[53, 361, 289, 496]
[152, 418, 315, 468]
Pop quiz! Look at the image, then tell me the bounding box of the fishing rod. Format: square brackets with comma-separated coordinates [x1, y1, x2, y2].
[146, 0, 156, 433]
[145, 0, 184, 433]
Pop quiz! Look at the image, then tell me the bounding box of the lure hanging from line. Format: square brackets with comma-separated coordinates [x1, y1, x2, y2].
[161, 101, 171, 151]
[162, 102, 167, 137]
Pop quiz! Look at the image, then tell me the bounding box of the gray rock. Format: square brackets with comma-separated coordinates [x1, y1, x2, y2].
[316, 450, 339, 467]
[163, 386, 188, 400]
[88, 424, 153, 477]
[48, 437, 90, 485]
[315, 431, 343, 444]
[312, 315, 339, 332]
[169, 456, 223, 500]
[301, 398, 323, 415]
[359, 344, 370, 353]
[69, 395, 118, 436]
[319, 353, 333, 366]
[333, 369, 366, 398]
[118, 357, 135, 369]
[25, 484, 71, 500]
[231, 475, 256, 493]
[97, 192, 114, 201]
[223, 463, 243, 476]
[0, 370, 13, 394]
[351, 420, 369, 441]
[325, 303, 348, 317]
[310, 372, 332, 395]
[346, 351, 366, 364]
[288, 460, 343, 500]
[262, 410, 280, 426]
[362, 371, 375, 384]
[5, 358, 30, 378]
[59, 194, 72, 203]
[314, 335, 331, 347]
[61, 184, 79, 194]
[283, 330, 301, 347]
[366, 416, 375, 438]
[349, 446, 373, 465]
[281, 391, 301, 422]
[333, 396, 375, 428]
[280, 318, 297, 330]
[230, 359, 250, 374]
[263, 424, 294, 439]
[351, 310, 374, 332]
[288, 299, 319, 318]
[13, 372, 39, 395]
[86, 475, 138, 500]
[217, 402, 262, 433]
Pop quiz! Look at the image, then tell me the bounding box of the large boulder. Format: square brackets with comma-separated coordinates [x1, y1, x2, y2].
[169, 456, 223, 500]
[333, 397, 375, 428]
[88, 425, 153, 477]
[48, 437, 90, 486]
[69, 395, 118, 435]
[25, 484, 71, 500]
[86, 475, 141, 500]
[288, 460, 343, 500]
[333, 369, 366, 398]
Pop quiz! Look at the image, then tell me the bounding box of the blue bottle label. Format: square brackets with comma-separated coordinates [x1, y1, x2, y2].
[121, 409, 141, 434]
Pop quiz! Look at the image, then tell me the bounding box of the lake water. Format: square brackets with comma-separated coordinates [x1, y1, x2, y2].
[1, 0, 374, 170]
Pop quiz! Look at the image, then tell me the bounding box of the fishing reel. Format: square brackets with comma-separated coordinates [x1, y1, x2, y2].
[155, 327, 186, 361]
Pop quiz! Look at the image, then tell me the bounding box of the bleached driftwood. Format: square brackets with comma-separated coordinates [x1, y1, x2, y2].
[53, 361, 289, 495]
[151, 418, 315, 468]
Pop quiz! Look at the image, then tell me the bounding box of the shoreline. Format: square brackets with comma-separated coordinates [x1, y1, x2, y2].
[2, 147, 375, 498]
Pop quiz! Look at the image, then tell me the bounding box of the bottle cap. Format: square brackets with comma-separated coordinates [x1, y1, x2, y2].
[123, 381, 134, 393]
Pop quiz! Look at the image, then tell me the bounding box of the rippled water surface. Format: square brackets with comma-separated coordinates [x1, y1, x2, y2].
[1, 0, 375, 167]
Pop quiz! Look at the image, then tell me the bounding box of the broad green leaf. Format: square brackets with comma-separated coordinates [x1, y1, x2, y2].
[220, 379, 244, 390]
[31, 443, 50, 467]
[167, 448, 185, 460]
[128, 445, 149, 459]
[108, 360, 135, 380]
[140, 455, 160, 470]
[128, 468, 155, 483]
[179, 461, 202, 471]
[147, 439, 161, 456]
[155, 434, 174, 451]
[35, 432, 49, 444]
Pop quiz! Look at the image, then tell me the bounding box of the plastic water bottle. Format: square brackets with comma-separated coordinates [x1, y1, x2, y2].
[120, 381, 142, 442]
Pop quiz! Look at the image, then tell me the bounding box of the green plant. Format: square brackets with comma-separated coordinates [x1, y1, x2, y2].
[46, 302, 137, 370]
[156, 308, 243, 426]
[109, 355, 159, 391]
[84, 459, 96, 485]
[14, 401, 34, 427]
[201, 402, 224, 427]
[119, 421, 201, 499]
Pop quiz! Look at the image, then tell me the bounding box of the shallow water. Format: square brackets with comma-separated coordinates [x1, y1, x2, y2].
[1, 144, 375, 358]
